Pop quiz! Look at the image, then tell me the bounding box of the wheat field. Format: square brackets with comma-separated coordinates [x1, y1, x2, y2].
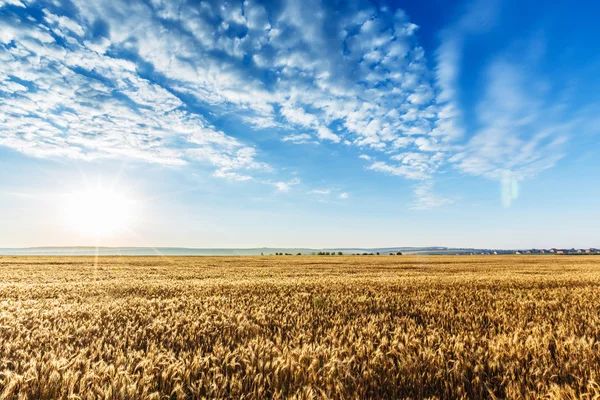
[1, 255, 600, 399]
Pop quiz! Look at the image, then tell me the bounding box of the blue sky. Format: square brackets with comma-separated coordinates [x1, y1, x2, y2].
[0, 0, 599, 248]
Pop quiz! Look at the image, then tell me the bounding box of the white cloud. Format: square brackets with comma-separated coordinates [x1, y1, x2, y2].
[0, 8, 267, 180]
[392, 137, 414, 149]
[432, 0, 500, 143]
[68, 0, 438, 156]
[410, 181, 453, 210]
[6, 0, 586, 210]
[281, 133, 314, 144]
[0, 0, 449, 204]
[271, 178, 301, 193]
[213, 170, 253, 181]
[369, 150, 445, 181]
[414, 137, 442, 152]
[316, 127, 341, 143]
[0, 0, 25, 8]
[0, 0, 472, 208]
[428, 0, 596, 207]
[309, 189, 331, 195]
[449, 53, 571, 181]
[307, 188, 350, 200]
[44, 11, 85, 37]
[367, 161, 430, 180]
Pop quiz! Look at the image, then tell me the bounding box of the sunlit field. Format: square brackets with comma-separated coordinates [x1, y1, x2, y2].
[1, 255, 600, 399]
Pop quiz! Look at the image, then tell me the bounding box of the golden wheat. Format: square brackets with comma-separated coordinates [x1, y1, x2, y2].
[1, 255, 600, 399]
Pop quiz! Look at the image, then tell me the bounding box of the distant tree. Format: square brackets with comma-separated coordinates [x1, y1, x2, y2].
[297, 253, 302, 256]
[261, 252, 263, 256]
[338, 251, 343, 255]
[376, 252, 380, 255]
[397, 252, 403, 255]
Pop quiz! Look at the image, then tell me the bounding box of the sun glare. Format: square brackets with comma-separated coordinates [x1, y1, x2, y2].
[63, 188, 135, 235]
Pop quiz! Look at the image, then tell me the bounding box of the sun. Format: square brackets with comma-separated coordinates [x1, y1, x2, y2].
[63, 188, 136, 236]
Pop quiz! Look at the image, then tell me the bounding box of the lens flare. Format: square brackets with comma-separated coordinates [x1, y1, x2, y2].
[501, 171, 519, 208]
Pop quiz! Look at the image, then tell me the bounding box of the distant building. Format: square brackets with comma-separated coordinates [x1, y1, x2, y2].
[556, 250, 565, 255]
[549, 248, 556, 253]
[515, 251, 521, 255]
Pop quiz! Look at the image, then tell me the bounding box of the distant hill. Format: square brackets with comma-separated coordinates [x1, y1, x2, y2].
[0, 246, 572, 256]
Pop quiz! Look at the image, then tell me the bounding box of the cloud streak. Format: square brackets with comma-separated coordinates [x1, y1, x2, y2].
[410, 181, 453, 210]
[429, 0, 596, 208]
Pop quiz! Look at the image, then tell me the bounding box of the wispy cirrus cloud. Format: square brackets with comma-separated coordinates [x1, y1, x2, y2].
[434, 0, 593, 191]
[308, 188, 349, 201]
[366, 150, 444, 181]
[281, 134, 315, 145]
[410, 181, 453, 210]
[270, 178, 301, 193]
[450, 54, 571, 182]
[308, 189, 332, 195]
